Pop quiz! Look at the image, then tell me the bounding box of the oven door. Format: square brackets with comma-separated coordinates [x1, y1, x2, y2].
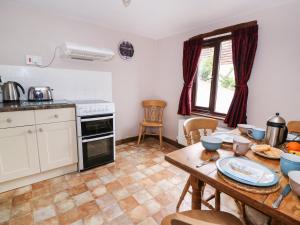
[79, 114, 114, 137]
[78, 134, 115, 171]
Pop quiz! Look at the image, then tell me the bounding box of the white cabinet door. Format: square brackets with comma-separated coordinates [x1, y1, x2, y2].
[0, 126, 40, 182]
[36, 121, 78, 172]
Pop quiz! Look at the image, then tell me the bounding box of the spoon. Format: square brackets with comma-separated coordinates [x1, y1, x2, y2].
[196, 154, 219, 168]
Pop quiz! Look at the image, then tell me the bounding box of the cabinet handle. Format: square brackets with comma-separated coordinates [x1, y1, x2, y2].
[28, 130, 32, 134]
[39, 128, 43, 132]
[6, 118, 12, 123]
[54, 114, 59, 118]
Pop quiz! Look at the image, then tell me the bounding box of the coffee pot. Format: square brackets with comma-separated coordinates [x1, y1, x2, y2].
[0, 80, 25, 102]
[265, 113, 288, 147]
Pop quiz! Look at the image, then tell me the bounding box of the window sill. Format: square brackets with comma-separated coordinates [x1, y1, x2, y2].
[191, 112, 225, 121]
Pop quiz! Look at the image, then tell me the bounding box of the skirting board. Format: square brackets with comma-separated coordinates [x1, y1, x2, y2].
[0, 164, 77, 193]
[116, 135, 185, 148]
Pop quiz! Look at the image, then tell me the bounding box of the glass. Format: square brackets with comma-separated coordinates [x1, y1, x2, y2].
[215, 40, 235, 114]
[195, 47, 215, 108]
[81, 116, 113, 137]
[83, 136, 114, 169]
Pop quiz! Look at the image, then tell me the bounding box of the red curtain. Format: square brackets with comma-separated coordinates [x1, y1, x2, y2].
[178, 39, 203, 115]
[224, 25, 258, 127]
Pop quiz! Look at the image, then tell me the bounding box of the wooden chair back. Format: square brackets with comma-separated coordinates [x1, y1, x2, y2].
[287, 121, 300, 133]
[183, 117, 218, 145]
[142, 100, 167, 123]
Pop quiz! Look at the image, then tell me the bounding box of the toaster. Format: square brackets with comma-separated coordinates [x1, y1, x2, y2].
[28, 86, 53, 101]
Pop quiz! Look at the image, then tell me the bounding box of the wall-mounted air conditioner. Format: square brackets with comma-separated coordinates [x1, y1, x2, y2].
[61, 42, 115, 61]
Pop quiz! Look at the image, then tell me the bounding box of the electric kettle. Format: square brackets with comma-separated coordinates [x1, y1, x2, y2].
[0, 81, 25, 102]
[265, 113, 288, 147]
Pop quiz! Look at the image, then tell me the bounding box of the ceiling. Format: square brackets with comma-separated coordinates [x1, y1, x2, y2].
[7, 0, 292, 39]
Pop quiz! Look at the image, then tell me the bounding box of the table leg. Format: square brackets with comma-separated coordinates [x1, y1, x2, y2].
[190, 176, 204, 210]
[215, 190, 221, 211]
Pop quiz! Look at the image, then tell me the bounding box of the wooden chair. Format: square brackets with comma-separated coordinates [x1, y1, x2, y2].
[176, 117, 219, 211]
[137, 100, 167, 148]
[161, 210, 243, 225]
[287, 121, 300, 133]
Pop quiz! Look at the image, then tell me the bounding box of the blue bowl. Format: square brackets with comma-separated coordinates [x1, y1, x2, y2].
[201, 136, 222, 151]
[280, 153, 300, 176]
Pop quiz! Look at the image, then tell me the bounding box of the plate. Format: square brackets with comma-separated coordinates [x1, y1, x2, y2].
[216, 157, 279, 187]
[251, 145, 283, 159]
[212, 132, 240, 143]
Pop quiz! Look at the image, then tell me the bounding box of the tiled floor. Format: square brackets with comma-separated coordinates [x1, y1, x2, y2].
[0, 138, 240, 225]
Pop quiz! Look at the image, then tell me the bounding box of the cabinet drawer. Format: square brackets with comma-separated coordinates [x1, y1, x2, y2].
[0, 111, 35, 129]
[35, 108, 75, 124]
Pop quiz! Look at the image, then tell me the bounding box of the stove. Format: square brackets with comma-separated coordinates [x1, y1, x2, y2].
[74, 100, 115, 171]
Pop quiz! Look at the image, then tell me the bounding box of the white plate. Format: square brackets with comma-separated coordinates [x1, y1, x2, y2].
[251, 145, 283, 159]
[212, 132, 240, 143]
[216, 157, 279, 186]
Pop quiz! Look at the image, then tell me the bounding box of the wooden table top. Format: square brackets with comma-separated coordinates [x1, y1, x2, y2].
[165, 133, 300, 225]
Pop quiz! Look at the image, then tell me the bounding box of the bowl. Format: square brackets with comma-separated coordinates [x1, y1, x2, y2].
[201, 136, 222, 151]
[280, 153, 300, 176]
[237, 124, 255, 134]
[288, 171, 300, 196]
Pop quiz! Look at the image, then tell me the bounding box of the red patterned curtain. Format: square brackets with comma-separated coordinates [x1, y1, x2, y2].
[224, 25, 258, 127]
[178, 39, 203, 115]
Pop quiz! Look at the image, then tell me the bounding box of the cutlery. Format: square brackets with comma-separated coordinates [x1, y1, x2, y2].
[196, 154, 219, 168]
[272, 184, 291, 208]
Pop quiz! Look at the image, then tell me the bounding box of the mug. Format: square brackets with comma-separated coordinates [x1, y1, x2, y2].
[233, 137, 251, 156]
[247, 127, 266, 141]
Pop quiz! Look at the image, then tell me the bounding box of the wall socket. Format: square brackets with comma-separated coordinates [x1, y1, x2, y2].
[25, 55, 43, 66]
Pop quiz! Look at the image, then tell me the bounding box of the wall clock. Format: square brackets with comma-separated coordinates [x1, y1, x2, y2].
[118, 40, 134, 60]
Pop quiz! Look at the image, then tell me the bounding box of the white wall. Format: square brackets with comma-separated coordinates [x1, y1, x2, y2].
[155, 1, 300, 140]
[0, 2, 158, 140]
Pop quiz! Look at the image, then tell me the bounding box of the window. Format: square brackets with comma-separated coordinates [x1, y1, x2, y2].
[192, 36, 235, 116]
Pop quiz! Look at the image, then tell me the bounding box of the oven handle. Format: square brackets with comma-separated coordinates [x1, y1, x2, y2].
[82, 134, 114, 143]
[81, 116, 114, 122]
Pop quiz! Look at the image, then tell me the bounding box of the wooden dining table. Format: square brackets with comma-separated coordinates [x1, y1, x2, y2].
[165, 130, 300, 225]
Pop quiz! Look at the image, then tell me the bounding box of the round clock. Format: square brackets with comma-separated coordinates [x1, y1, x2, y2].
[118, 40, 134, 60]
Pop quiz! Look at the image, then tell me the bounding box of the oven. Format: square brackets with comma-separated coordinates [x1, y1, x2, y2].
[77, 113, 115, 171]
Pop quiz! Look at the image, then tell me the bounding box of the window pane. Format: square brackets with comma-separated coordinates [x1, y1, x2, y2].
[215, 40, 235, 114]
[195, 47, 214, 108]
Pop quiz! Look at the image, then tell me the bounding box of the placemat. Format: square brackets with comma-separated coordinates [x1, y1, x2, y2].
[218, 171, 280, 194]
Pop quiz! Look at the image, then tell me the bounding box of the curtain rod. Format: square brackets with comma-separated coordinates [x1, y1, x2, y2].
[189, 20, 257, 40]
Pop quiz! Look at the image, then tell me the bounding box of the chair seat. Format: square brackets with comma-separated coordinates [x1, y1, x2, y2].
[141, 121, 163, 127]
[161, 210, 242, 225]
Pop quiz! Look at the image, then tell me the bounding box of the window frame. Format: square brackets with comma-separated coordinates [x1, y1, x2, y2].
[191, 34, 233, 117]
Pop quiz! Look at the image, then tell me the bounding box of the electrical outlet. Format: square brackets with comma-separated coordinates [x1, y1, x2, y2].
[25, 55, 42, 66]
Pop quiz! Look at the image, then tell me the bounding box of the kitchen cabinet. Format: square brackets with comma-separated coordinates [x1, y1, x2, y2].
[0, 126, 40, 182]
[0, 107, 78, 185]
[36, 121, 78, 171]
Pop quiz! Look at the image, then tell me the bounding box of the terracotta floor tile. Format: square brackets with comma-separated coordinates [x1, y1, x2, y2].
[12, 192, 32, 206]
[102, 203, 123, 222]
[77, 201, 99, 218]
[118, 176, 135, 187]
[91, 185, 107, 198]
[9, 213, 33, 225]
[86, 179, 102, 190]
[99, 174, 116, 184]
[105, 181, 122, 192]
[58, 208, 81, 225]
[125, 183, 144, 194]
[0, 207, 10, 223]
[50, 182, 69, 194]
[68, 184, 88, 197]
[36, 216, 59, 225]
[33, 205, 56, 223]
[154, 192, 174, 206]
[13, 186, 32, 197]
[32, 181, 49, 191]
[32, 187, 51, 199]
[109, 213, 134, 225]
[11, 202, 31, 218]
[31, 195, 53, 210]
[67, 176, 84, 187]
[81, 172, 98, 182]
[53, 191, 69, 204]
[137, 216, 158, 225]
[72, 191, 93, 206]
[112, 188, 130, 200]
[128, 205, 148, 224]
[83, 212, 104, 225]
[95, 193, 117, 210]
[143, 199, 161, 215]
[55, 199, 75, 214]
[119, 196, 139, 212]
[133, 190, 152, 204]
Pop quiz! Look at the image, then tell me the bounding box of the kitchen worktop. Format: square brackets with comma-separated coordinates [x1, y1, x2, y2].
[0, 100, 75, 112]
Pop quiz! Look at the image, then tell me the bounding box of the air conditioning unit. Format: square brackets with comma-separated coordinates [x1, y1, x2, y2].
[61, 42, 115, 61]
